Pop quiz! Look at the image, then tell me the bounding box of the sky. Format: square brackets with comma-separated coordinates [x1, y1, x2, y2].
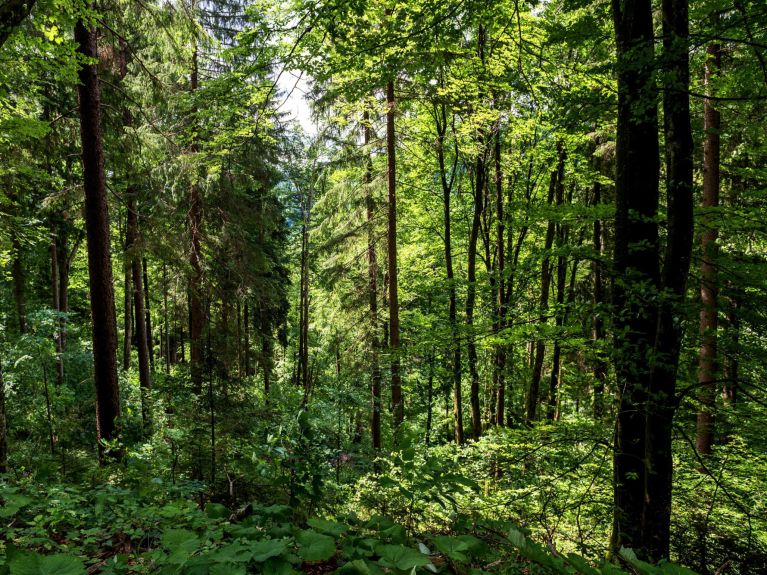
[275, 69, 316, 136]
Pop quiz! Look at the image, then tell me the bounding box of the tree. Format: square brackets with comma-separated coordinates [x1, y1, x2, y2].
[75, 11, 121, 462]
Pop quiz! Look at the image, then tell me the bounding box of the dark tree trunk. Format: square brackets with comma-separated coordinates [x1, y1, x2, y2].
[50, 226, 65, 387]
[696, 42, 721, 457]
[163, 263, 170, 373]
[386, 79, 403, 435]
[189, 46, 204, 395]
[526, 162, 559, 424]
[11, 230, 27, 334]
[127, 192, 152, 430]
[363, 110, 382, 452]
[591, 181, 608, 418]
[0, 358, 7, 473]
[494, 127, 507, 427]
[142, 258, 154, 370]
[643, 0, 694, 560]
[435, 103, 463, 445]
[548, 153, 568, 420]
[122, 222, 132, 371]
[243, 302, 251, 376]
[75, 16, 121, 462]
[610, 0, 661, 554]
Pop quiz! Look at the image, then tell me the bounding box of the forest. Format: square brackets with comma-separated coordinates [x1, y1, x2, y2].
[0, 0, 766, 573]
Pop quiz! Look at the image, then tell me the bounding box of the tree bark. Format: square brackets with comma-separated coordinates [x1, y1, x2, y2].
[591, 181, 607, 418]
[387, 79, 403, 435]
[696, 42, 721, 457]
[127, 192, 152, 430]
[363, 110, 382, 452]
[189, 44, 205, 394]
[610, 0, 661, 553]
[494, 126, 507, 427]
[143, 258, 155, 370]
[75, 15, 121, 462]
[11, 229, 27, 334]
[0, 357, 7, 473]
[436, 103, 463, 445]
[643, 0, 694, 560]
[526, 159, 560, 424]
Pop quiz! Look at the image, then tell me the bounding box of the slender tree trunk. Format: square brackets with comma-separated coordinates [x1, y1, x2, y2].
[142, 258, 154, 370]
[436, 103, 463, 445]
[363, 110, 382, 452]
[11, 230, 27, 334]
[696, 42, 721, 457]
[189, 44, 204, 395]
[494, 127, 507, 427]
[643, 0, 694, 560]
[386, 79, 403, 435]
[526, 160, 560, 424]
[425, 349, 434, 446]
[127, 192, 152, 430]
[722, 292, 739, 406]
[122, 227, 132, 371]
[163, 263, 170, 373]
[243, 302, 251, 376]
[50, 227, 65, 387]
[75, 15, 121, 462]
[591, 181, 607, 418]
[0, 358, 7, 473]
[548, 155, 568, 420]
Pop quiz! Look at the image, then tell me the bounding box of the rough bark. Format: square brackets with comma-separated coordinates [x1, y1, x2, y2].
[610, 0, 661, 553]
[386, 79, 403, 435]
[75, 15, 121, 462]
[494, 127, 507, 427]
[696, 43, 721, 457]
[189, 45, 205, 394]
[436, 103, 463, 445]
[526, 161, 559, 424]
[11, 230, 27, 334]
[0, 358, 7, 473]
[643, 0, 694, 560]
[143, 258, 155, 370]
[127, 192, 152, 429]
[591, 181, 608, 418]
[363, 110, 382, 452]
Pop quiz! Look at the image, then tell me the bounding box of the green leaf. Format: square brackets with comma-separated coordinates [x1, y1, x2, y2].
[251, 539, 289, 562]
[297, 530, 336, 562]
[263, 558, 299, 575]
[9, 552, 85, 575]
[205, 503, 230, 520]
[375, 545, 432, 571]
[308, 517, 349, 538]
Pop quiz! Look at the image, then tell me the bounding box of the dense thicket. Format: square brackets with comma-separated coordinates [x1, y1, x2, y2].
[0, 0, 766, 573]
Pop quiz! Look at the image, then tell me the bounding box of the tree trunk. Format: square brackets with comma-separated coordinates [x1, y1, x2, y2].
[610, 0, 661, 553]
[363, 110, 382, 452]
[163, 263, 170, 373]
[436, 103, 463, 445]
[142, 258, 154, 370]
[494, 126, 507, 427]
[643, 0, 694, 560]
[696, 42, 721, 457]
[386, 79, 403, 435]
[548, 151, 568, 420]
[127, 192, 152, 430]
[189, 45, 204, 395]
[11, 230, 27, 334]
[0, 357, 7, 473]
[591, 181, 607, 418]
[526, 160, 560, 424]
[75, 15, 121, 462]
[122, 229, 132, 371]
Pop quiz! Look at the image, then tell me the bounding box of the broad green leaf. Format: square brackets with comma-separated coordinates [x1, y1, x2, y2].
[375, 545, 432, 571]
[297, 530, 336, 561]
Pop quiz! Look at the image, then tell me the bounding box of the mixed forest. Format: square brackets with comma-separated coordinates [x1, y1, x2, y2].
[0, 0, 766, 573]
